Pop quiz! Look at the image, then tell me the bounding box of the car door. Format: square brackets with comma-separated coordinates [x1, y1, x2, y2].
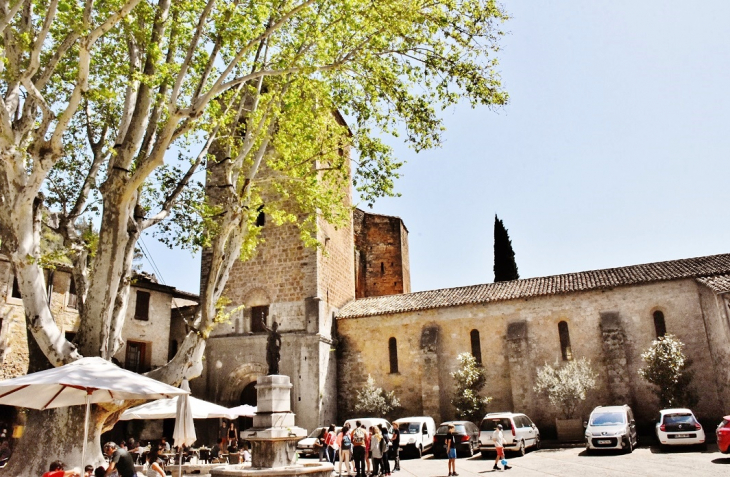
[520, 416, 536, 447]
[627, 409, 638, 445]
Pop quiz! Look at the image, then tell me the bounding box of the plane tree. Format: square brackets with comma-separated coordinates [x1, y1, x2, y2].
[0, 0, 509, 472]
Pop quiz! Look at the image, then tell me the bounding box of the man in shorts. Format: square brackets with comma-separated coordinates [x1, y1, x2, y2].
[492, 424, 511, 471]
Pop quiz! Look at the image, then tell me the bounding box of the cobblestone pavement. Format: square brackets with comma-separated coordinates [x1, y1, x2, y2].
[384, 445, 730, 477]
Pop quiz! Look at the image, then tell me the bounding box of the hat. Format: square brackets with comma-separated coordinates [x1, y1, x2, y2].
[497, 424, 503, 430]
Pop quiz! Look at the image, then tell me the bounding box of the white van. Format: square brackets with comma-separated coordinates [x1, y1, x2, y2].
[393, 416, 436, 457]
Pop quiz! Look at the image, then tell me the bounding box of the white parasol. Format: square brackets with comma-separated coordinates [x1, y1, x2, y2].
[228, 404, 257, 417]
[120, 395, 236, 420]
[0, 356, 188, 470]
[173, 380, 196, 476]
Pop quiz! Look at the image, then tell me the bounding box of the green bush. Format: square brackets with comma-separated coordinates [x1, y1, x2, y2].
[533, 358, 598, 419]
[451, 353, 492, 423]
[638, 334, 697, 408]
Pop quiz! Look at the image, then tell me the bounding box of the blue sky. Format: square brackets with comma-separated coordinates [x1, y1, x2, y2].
[143, 0, 730, 294]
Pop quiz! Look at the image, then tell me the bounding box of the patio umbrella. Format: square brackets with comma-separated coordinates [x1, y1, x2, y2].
[120, 395, 237, 420]
[0, 356, 188, 470]
[228, 404, 257, 417]
[173, 380, 196, 477]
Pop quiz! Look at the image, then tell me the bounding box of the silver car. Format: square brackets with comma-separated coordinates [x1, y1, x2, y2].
[584, 405, 638, 453]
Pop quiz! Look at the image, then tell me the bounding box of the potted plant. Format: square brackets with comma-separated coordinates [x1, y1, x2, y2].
[534, 358, 598, 442]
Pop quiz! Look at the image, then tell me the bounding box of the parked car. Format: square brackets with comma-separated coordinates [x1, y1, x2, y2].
[432, 421, 480, 458]
[297, 426, 340, 457]
[343, 418, 393, 441]
[584, 405, 638, 453]
[393, 416, 436, 457]
[655, 408, 705, 449]
[717, 415, 730, 454]
[478, 412, 541, 456]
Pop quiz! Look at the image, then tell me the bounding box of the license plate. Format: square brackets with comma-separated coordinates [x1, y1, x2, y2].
[597, 440, 611, 445]
[674, 434, 690, 438]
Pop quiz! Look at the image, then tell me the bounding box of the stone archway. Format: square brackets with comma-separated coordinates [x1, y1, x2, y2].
[220, 362, 268, 407]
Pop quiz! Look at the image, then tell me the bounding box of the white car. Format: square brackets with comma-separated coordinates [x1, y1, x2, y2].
[297, 426, 340, 457]
[343, 417, 393, 440]
[393, 416, 436, 457]
[478, 412, 541, 456]
[656, 408, 705, 448]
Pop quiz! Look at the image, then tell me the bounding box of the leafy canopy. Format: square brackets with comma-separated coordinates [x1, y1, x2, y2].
[638, 334, 697, 409]
[354, 374, 401, 417]
[451, 352, 492, 423]
[533, 358, 598, 419]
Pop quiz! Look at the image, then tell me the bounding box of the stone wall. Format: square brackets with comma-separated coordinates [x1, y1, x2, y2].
[352, 210, 410, 298]
[696, 284, 730, 411]
[0, 257, 184, 378]
[337, 278, 724, 428]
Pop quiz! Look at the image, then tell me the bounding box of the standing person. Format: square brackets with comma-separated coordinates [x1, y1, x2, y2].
[378, 424, 391, 476]
[369, 426, 383, 477]
[144, 448, 165, 477]
[338, 424, 353, 476]
[315, 427, 327, 462]
[492, 424, 511, 471]
[219, 420, 229, 449]
[351, 421, 367, 477]
[324, 424, 337, 464]
[390, 423, 401, 472]
[363, 424, 372, 476]
[228, 421, 239, 447]
[445, 424, 458, 477]
[103, 442, 136, 477]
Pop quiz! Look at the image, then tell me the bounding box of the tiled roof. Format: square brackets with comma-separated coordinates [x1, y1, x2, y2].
[696, 274, 730, 293]
[337, 253, 730, 319]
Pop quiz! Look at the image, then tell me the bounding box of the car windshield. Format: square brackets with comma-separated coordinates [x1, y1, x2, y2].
[308, 428, 324, 438]
[663, 413, 696, 425]
[590, 412, 626, 426]
[398, 423, 420, 434]
[480, 418, 512, 432]
[437, 425, 466, 434]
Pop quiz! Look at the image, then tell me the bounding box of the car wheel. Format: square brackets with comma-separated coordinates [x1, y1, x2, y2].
[417, 445, 423, 458]
[518, 440, 526, 457]
[624, 436, 633, 454]
[467, 441, 474, 457]
[535, 435, 541, 451]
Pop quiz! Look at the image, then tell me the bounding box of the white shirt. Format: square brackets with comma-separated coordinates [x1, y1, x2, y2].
[492, 429, 505, 448]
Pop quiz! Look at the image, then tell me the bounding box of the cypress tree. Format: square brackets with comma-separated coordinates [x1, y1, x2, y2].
[494, 215, 519, 282]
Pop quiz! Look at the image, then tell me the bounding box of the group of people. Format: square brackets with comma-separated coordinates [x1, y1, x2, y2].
[209, 437, 252, 463]
[316, 421, 402, 477]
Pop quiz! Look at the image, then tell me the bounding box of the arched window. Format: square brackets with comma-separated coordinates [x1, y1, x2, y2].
[558, 321, 572, 361]
[470, 329, 482, 364]
[653, 310, 666, 338]
[388, 337, 398, 373]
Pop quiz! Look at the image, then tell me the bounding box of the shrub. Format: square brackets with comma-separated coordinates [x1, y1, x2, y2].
[533, 358, 598, 419]
[451, 352, 492, 423]
[638, 334, 697, 408]
[354, 375, 400, 417]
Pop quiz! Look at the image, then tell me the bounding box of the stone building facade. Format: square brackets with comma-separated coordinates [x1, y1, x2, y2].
[0, 255, 197, 381]
[336, 253, 730, 429]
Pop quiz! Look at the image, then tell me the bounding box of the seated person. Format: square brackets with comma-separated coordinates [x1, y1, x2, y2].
[42, 460, 80, 477]
[159, 437, 171, 452]
[210, 438, 226, 463]
[242, 445, 252, 463]
[83, 465, 93, 477]
[0, 440, 11, 467]
[227, 439, 239, 454]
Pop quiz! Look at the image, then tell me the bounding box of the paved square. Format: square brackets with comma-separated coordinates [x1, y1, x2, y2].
[388, 446, 730, 477]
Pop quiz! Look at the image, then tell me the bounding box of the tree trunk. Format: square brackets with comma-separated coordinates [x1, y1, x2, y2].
[0, 406, 108, 476]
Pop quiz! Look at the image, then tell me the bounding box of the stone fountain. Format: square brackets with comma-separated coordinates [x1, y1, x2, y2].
[211, 322, 333, 477]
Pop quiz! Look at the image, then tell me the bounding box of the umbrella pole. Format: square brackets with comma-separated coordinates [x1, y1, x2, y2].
[178, 447, 183, 477]
[81, 392, 90, 471]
